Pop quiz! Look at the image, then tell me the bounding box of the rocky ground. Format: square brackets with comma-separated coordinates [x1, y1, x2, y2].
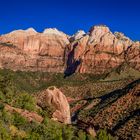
[76, 79, 140, 140]
[0, 68, 139, 139]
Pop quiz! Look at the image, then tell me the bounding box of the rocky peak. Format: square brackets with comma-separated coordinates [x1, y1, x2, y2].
[65, 24, 140, 75]
[89, 25, 110, 36]
[134, 41, 140, 47]
[25, 28, 37, 34]
[43, 28, 67, 37]
[72, 30, 86, 40]
[87, 25, 112, 44]
[0, 28, 37, 45]
[114, 32, 132, 42]
[3, 28, 37, 37]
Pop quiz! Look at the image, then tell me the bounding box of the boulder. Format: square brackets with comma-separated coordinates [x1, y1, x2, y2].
[37, 86, 71, 124]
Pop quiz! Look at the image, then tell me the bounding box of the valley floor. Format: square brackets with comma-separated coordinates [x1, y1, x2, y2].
[0, 69, 140, 140]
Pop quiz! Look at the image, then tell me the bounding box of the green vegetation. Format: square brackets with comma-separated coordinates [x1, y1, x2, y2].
[0, 63, 138, 95]
[0, 64, 139, 140]
[101, 63, 140, 81]
[96, 129, 113, 140]
[0, 104, 113, 140]
[0, 69, 113, 94]
[0, 69, 115, 140]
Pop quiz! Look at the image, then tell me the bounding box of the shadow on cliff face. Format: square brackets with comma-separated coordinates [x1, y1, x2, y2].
[64, 45, 81, 78]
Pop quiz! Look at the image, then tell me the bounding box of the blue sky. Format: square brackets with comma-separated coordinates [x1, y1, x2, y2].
[0, 0, 140, 40]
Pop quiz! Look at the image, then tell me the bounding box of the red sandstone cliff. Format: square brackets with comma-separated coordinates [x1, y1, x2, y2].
[0, 25, 139, 74]
[65, 25, 140, 75]
[0, 28, 69, 72]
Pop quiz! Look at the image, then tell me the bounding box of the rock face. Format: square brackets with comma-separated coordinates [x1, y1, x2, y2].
[125, 41, 140, 71]
[37, 86, 71, 124]
[0, 28, 69, 72]
[0, 25, 139, 74]
[5, 104, 43, 123]
[65, 25, 139, 75]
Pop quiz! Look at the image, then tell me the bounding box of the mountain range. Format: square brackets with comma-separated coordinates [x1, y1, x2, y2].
[0, 25, 139, 75]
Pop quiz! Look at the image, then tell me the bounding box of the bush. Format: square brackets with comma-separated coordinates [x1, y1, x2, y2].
[0, 121, 11, 140]
[96, 129, 114, 140]
[13, 113, 27, 127]
[13, 92, 36, 111]
[0, 103, 4, 110]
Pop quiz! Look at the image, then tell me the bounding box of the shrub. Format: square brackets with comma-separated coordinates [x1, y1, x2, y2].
[0, 103, 4, 110]
[13, 113, 27, 127]
[0, 121, 11, 140]
[13, 92, 36, 111]
[96, 129, 114, 140]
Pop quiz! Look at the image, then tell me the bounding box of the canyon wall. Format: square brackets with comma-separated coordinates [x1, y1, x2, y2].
[0, 25, 139, 74]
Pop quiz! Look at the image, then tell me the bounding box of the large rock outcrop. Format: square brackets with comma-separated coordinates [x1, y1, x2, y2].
[65, 25, 139, 75]
[0, 25, 139, 74]
[0, 28, 69, 72]
[37, 86, 71, 124]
